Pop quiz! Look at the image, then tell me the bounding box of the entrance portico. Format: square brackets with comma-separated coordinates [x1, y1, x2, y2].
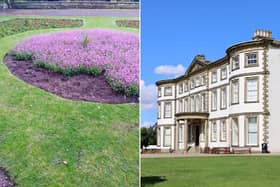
[175, 112, 209, 152]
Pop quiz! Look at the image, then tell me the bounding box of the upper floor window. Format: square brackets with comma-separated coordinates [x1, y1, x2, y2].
[211, 70, 217, 83]
[201, 74, 206, 85]
[220, 86, 227, 109]
[164, 102, 172, 118]
[220, 120, 227, 141]
[157, 103, 161, 118]
[245, 77, 259, 103]
[211, 121, 217, 142]
[178, 99, 183, 113]
[158, 87, 161, 97]
[190, 96, 195, 112]
[164, 86, 172, 96]
[231, 79, 239, 104]
[211, 89, 217, 111]
[184, 98, 188, 112]
[191, 79, 195, 89]
[195, 95, 200, 112]
[245, 52, 258, 67]
[196, 77, 201, 87]
[184, 81, 188, 92]
[201, 93, 207, 112]
[231, 55, 240, 71]
[178, 84, 183, 94]
[220, 66, 227, 80]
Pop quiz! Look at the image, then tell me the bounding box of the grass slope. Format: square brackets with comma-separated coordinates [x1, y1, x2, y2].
[0, 16, 139, 187]
[141, 156, 280, 187]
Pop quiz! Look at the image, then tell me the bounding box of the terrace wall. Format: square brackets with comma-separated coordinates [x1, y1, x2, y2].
[10, 0, 139, 9]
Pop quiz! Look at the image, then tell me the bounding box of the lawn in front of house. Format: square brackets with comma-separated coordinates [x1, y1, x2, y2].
[141, 156, 280, 187]
[0, 16, 139, 186]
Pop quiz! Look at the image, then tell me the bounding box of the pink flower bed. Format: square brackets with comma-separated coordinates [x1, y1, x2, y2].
[14, 29, 139, 96]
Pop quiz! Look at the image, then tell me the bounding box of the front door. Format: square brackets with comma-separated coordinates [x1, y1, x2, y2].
[195, 126, 200, 146]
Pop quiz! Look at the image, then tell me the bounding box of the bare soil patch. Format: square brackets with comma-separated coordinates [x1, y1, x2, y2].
[4, 55, 138, 104]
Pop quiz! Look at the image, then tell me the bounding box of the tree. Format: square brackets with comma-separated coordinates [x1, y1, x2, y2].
[141, 123, 157, 148]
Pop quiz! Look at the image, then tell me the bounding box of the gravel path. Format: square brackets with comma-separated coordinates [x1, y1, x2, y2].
[0, 168, 14, 187]
[0, 9, 139, 17]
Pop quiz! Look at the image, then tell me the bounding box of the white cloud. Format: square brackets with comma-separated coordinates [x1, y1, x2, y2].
[141, 121, 155, 127]
[154, 64, 186, 77]
[140, 80, 157, 110]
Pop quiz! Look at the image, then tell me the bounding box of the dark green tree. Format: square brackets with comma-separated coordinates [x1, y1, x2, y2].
[141, 124, 157, 148]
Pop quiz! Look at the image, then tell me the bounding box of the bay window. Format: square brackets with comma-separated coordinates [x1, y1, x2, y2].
[164, 127, 171, 147]
[164, 102, 172, 118]
[220, 86, 227, 109]
[164, 86, 172, 96]
[231, 118, 239, 146]
[246, 116, 258, 146]
[232, 55, 240, 71]
[211, 89, 217, 111]
[220, 120, 227, 141]
[245, 52, 258, 67]
[211, 121, 217, 141]
[245, 77, 258, 103]
[231, 79, 239, 104]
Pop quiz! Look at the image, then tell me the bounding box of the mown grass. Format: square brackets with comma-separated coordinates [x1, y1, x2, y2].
[141, 156, 280, 187]
[0, 16, 139, 186]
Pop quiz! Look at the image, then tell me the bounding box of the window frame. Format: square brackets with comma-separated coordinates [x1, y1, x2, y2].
[245, 115, 259, 147]
[231, 79, 239, 105]
[245, 52, 259, 67]
[245, 76, 259, 103]
[163, 127, 171, 147]
[231, 55, 240, 71]
[220, 119, 227, 142]
[178, 83, 183, 94]
[157, 102, 161, 119]
[211, 121, 217, 142]
[220, 86, 227, 110]
[220, 66, 227, 80]
[184, 81, 188, 92]
[164, 86, 172, 96]
[158, 87, 161, 97]
[211, 89, 217, 111]
[201, 93, 207, 112]
[231, 117, 239, 146]
[164, 102, 172, 118]
[211, 70, 218, 83]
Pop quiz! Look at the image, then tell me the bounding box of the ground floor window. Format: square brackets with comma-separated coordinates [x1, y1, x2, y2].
[179, 125, 184, 142]
[246, 116, 258, 146]
[211, 121, 217, 141]
[157, 127, 161, 146]
[231, 118, 239, 146]
[164, 127, 171, 147]
[220, 120, 227, 141]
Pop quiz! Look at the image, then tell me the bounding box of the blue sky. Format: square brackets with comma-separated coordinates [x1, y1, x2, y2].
[141, 0, 280, 127]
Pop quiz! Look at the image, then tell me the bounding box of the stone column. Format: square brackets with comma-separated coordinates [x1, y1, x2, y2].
[185, 119, 188, 151]
[175, 120, 179, 151]
[205, 120, 209, 148]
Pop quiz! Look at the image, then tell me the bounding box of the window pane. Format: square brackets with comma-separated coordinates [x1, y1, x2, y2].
[232, 119, 239, 145]
[247, 79, 257, 102]
[164, 128, 171, 146]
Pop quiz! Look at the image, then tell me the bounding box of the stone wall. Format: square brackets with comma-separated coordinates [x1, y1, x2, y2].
[11, 1, 139, 9]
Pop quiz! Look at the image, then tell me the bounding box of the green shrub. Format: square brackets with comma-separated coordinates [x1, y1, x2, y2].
[15, 53, 33, 60]
[125, 84, 139, 97]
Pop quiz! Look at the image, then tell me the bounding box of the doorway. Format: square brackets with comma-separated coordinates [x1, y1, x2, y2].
[195, 125, 200, 146]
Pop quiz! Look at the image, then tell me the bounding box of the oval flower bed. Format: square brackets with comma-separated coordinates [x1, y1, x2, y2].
[10, 29, 139, 102]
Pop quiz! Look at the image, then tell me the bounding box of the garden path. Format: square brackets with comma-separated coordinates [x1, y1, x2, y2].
[0, 9, 139, 17]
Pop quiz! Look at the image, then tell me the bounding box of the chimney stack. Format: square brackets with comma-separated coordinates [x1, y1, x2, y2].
[253, 29, 272, 40]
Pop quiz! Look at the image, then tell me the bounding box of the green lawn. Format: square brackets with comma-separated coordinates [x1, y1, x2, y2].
[0, 16, 139, 186]
[142, 156, 280, 187]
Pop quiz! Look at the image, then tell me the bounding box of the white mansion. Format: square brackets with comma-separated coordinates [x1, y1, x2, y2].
[156, 30, 280, 153]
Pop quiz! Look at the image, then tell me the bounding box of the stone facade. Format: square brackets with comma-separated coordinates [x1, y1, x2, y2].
[156, 30, 280, 153]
